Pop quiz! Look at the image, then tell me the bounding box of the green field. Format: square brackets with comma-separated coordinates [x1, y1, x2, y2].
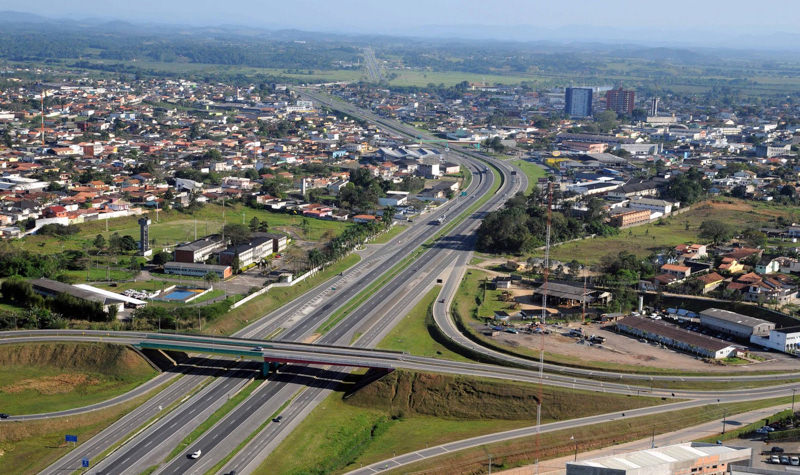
[256, 370, 661, 475]
[540, 199, 792, 265]
[13, 203, 350, 256]
[370, 224, 407, 244]
[511, 159, 548, 195]
[0, 342, 157, 415]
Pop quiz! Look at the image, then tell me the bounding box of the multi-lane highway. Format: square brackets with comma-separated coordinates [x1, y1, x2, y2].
[12, 87, 796, 475]
[29, 89, 518, 474]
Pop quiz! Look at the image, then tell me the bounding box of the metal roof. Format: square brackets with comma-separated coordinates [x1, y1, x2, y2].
[569, 443, 747, 471]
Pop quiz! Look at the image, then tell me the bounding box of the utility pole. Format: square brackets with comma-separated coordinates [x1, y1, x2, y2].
[488, 454, 492, 475]
[793, 388, 797, 418]
[722, 409, 727, 435]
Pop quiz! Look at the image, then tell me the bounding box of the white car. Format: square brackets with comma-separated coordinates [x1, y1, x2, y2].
[190, 450, 202, 459]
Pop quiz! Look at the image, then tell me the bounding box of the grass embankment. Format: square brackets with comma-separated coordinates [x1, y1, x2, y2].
[204, 253, 361, 335]
[511, 159, 548, 195]
[388, 396, 795, 475]
[0, 342, 157, 414]
[167, 378, 263, 461]
[539, 199, 792, 265]
[0, 376, 170, 474]
[256, 369, 662, 475]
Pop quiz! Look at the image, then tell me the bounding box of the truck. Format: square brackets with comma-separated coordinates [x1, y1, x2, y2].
[436, 215, 446, 225]
[589, 335, 606, 344]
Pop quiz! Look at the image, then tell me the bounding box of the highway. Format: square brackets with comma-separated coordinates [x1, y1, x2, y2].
[32, 91, 514, 474]
[19, 88, 795, 475]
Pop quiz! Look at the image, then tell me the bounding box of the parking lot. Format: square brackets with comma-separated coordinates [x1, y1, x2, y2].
[490, 320, 800, 372]
[730, 437, 800, 471]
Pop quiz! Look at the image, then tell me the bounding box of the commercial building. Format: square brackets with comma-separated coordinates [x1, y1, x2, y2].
[566, 442, 751, 475]
[609, 209, 651, 227]
[257, 232, 288, 253]
[31, 278, 128, 314]
[750, 328, 800, 354]
[164, 262, 232, 279]
[565, 87, 593, 118]
[605, 87, 635, 115]
[616, 316, 738, 359]
[219, 236, 274, 270]
[628, 197, 674, 215]
[699, 308, 775, 339]
[174, 235, 227, 263]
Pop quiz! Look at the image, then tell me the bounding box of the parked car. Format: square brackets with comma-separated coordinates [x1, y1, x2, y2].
[771, 446, 784, 452]
[780, 455, 790, 464]
[771, 455, 781, 464]
[791, 456, 799, 466]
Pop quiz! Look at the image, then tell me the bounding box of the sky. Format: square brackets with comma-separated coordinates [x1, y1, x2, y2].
[1, 0, 799, 46]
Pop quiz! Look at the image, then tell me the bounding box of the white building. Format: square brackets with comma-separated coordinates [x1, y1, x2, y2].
[750, 329, 800, 354]
[628, 197, 675, 215]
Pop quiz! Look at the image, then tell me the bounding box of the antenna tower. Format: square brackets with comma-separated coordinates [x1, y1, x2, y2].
[535, 181, 553, 474]
[40, 88, 45, 147]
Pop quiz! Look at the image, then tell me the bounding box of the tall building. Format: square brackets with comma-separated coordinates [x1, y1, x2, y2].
[605, 87, 635, 115]
[565, 87, 593, 118]
[649, 97, 660, 116]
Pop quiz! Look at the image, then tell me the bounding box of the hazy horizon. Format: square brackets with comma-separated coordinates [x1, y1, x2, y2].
[1, 0, 799, 49]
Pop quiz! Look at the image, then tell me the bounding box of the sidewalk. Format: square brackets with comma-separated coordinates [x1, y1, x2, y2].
[495, 403, 791, 475]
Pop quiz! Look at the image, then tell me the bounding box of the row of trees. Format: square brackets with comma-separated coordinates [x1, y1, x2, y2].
[307, 215, 393, 269]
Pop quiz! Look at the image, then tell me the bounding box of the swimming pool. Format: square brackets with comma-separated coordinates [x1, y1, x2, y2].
[160, 287, 206, 302]
[162, 290, 196, 300]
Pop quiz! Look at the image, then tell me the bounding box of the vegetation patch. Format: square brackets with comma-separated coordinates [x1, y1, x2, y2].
[258, 370, 661, 475]
[0, 342, 157, 414]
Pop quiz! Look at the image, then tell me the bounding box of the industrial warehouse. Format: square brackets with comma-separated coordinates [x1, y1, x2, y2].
[616, 315, 738, 359]
[566, 442, 751, 475]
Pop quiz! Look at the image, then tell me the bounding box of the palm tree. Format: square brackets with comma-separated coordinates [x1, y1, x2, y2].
[203, 271, 220, 290]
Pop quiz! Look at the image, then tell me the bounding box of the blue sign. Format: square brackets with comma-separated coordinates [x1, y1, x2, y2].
[65, 434, 78, 443]
[82, 458, 90, 468]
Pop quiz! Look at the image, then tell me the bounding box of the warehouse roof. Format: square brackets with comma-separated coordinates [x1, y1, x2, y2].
[617, 316, 733, 353]
[568, 442, 749, 471]
[699, 308, 772, 328]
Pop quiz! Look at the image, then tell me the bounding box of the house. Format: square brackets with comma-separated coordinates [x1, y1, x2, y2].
[675, 244, 707, 260]
[718, 257, 744, 274]
[378, 191, 409, 207]
[755, 256, 780, 275]
[696, 272, 724, 294]
[660, 264, 691, 279]
[724, 247, 762, 262]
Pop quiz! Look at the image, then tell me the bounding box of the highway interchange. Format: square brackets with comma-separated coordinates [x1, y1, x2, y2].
[2, 90, 799, 474]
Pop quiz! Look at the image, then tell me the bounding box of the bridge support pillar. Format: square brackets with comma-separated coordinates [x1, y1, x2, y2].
[262, 361, 269, 377]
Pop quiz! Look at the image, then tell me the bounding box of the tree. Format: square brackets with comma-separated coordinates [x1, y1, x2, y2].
[223, 223, 251, 246]
[152, 251, 172, 266]
[249, 216, 261, 232]
[741, 228, 767, 248]
[203, 271, 220, 289]
[699, 220, 734, 245]
[120, 235, 138, 252]
[93, 234, 106, 251]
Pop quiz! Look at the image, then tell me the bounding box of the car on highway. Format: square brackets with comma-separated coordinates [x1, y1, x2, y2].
[189, 449, 202, 459]
[0, 413, 8, 419]
[252, 346, 263, 352]
[273, 415, 283, 423]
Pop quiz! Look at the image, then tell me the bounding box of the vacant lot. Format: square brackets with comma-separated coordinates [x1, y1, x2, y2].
[540, 199, 793, 265]
[0, 342, 156, 414]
